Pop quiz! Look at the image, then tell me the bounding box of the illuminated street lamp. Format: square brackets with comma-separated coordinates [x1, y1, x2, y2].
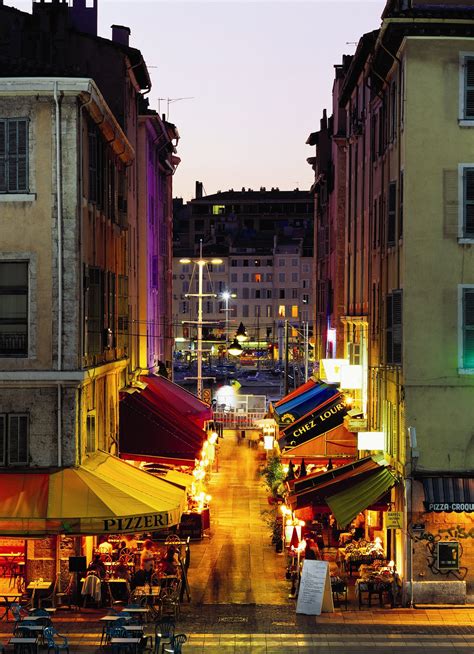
[228, 338, 243, 357]
[180, 246, 223, 399]
[236, 322, 248, 343]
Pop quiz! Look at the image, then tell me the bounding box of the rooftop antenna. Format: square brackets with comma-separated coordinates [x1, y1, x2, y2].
[157, 97, 194, 119]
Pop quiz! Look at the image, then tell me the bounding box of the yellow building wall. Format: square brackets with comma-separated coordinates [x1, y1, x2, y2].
[0, 102, 53, 369]
[403, 37, 474, 473]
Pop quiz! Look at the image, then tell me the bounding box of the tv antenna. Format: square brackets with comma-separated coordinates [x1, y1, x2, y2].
[158, 97, 195, 119]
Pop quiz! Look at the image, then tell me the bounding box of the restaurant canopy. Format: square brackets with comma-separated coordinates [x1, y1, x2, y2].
[278, 392, 349, 450]
[273, 379, 339, 423]
[0, 451, 186, 536]
[141, 374, 212, 429]
[287, 455, 396, 521]
[420, 476, 474, 513]
[119, 386, 208, 466]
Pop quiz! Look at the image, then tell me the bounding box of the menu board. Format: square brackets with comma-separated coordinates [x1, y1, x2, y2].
[296, 560, 334, 616]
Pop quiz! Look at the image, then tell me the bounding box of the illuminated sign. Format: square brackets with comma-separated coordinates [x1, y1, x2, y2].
[385, 511, 403, 530]
[281, 393, 348, 448]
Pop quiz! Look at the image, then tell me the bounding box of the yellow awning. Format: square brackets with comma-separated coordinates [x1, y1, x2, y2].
[162, 470, 194, 490]
[0, 451, 186, 536]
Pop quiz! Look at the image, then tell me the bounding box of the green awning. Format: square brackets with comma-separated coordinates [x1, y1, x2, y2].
[326, 468, 397, 527]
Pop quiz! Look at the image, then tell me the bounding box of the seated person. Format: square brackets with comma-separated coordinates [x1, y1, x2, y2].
[159, 545, 179, 576]
[87, 553, 106, 580]
[115, 561, 131, 583]
[303, 538, 320, 560]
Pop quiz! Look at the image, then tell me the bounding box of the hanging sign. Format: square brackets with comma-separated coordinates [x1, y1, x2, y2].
[385, 511, 403, 530]
[280, 393, 348, 449]
[296, 559, 334, 615]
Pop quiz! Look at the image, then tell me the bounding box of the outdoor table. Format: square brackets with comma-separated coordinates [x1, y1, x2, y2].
[9, 636, 39, 653]
[110, 636, 141, 653]
[28, 607, 56, 614]
[123, 625, 144, 633]
[0, 592, 22, 621]
[26, 581, 53, 609]
[100, 615, 132, 622]
[120, 607, 148, 623]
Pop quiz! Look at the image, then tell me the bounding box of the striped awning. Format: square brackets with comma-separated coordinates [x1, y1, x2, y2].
[422, 477, 474, 513]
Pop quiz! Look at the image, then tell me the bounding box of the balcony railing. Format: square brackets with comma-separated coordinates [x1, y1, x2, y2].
[0, 332, 27, 357]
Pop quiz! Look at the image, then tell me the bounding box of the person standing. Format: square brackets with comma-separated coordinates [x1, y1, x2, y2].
[140, 539, 155, 584]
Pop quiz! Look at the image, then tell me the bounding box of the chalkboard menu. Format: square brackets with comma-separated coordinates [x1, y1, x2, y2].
[178, 513, 203, 539]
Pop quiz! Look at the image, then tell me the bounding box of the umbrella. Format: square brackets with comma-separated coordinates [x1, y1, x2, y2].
[299, 459, 307, 478]
[286, 460, 295, 481]
[289, 526, 300, 549]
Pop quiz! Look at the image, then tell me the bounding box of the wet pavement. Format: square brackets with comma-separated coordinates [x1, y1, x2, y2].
[1, 434, 473, 651]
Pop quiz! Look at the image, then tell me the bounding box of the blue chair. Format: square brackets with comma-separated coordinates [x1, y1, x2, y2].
[154, 621, 175, 654]
[164, 633, 187, 654]
[10, 602, 27, 627]
[43, 626, 69, 653]
[102, 618, 127, 646]
[28, 608, 52, 627]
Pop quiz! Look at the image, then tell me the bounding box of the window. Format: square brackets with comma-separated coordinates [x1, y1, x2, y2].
[255, 289, 261, 299]
[266, 259, 273, 267]
[243, 260, 249, 267]
[459, 53, 474, 123]
[291, 273, 298, 282]
[212, 205, 225, 215]
[459, 165, 474, 239]
[242, 287, 249, 299]
[85, 267, 104, 355]
[0, 118, 29, 193]
[180, 301, 188, 313]
[231, 260, 238, 268]
[291, 305, 298, 318]
[266, 273, 273, 282]
[0, 261, 28, 357]
[459, 286, 474, 370]
[292, 259, 298, 267]
[242, 273, 249, 283]
[266, 305, 272, 318]
[292, 289, 298, 299]
[231, 273, 238, 283]
[279, 273, 285, 283]
[253, 259, 260, 267]
[0, 414, 28, 466]
[242, 305, 249, 318]
[279, 289, 285, 299]
[278, 305, 286, 317]
[266, 290, 272, 299]
[151, 256, 158, 289]
[386, 290, 402, 364]
[254, 273, 261, 283]
[117, 275, 128, 352]
[279, 259, 285, 266]
[387, 181, 396, 246]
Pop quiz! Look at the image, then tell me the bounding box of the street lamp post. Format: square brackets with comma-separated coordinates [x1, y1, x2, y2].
[220, 290, 236, 361]
[180, 243, 223, 400]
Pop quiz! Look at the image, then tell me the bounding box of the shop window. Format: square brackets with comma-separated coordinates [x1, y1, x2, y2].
[0, 118, 29, 193]
[0, 414, 28, 466]
[0, 261, 28, 357]
[459, 285, 474, 371]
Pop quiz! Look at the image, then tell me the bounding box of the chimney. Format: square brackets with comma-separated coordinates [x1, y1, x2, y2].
[195, 181, 203, 199]
[111, 24, 131, 46]
[68, 0, 98, 36]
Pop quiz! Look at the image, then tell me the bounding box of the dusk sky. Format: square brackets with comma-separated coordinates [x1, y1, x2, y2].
[10, 1, 384, 200]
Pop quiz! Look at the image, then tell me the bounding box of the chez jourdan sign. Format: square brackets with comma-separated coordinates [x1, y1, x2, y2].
[296, 560, 334, 615]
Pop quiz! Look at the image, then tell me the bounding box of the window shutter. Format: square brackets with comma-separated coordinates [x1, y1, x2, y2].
[386, 294, 393, 363]
[16, 119, 28, 192]
[463, 289, 474, 368]
[387, 182, 397, 246]
[465, 58, 474, 119]
[392, 290, 403, 364]
[8, 415, 28, 465]
[7, 120, 17, 191]
[0, 120, 6, 192]
[0, 415, 5, 465]
[464, 168, 474, 238]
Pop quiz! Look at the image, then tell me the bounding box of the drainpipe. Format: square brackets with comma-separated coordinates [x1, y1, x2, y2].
[54, 81, 63, 467]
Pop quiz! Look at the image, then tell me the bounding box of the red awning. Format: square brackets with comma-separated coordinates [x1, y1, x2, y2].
[119, 387, 207, 466]
[141, 375, 212, 429]
[273, 378, 318, 408]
